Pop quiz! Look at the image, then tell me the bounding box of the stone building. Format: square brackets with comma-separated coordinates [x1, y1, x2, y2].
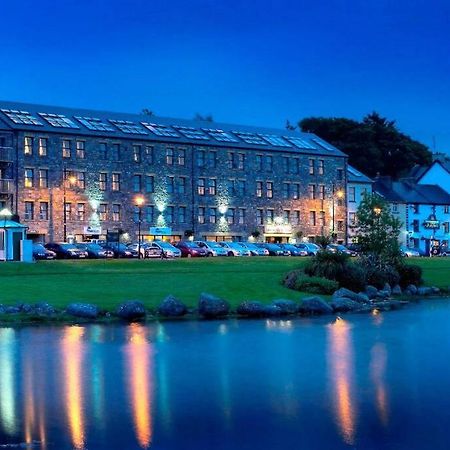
[0, 101, 348, 243]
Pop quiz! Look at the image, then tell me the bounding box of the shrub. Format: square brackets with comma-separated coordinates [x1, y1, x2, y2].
[294, 275, 339, 295]
[304, 250, 350, 281]
[339, 264, 367, 292]
[366, 265, 400, 289]
[397, 263, 423, 288]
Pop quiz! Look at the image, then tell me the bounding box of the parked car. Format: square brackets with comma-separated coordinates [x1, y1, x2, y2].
[242, 242, 269, 256]
[101, 242, 138, 258]
[295, 243, 321, 256]
[127, 242, 162, 258]
[346, 243, 362, 255]
[152, 241, 181, 258]
[400, 246, 421, 257]
[75, 243, 115, 259]
[326, 244, 357, 257]
[439, 245, 450, 257]
[32, 243, 56, 260]
[280, 243, 308, 256]
[218, 242, 250, 256]
[257, 243, 288, 256]
[175, 241, 207, 257]
[194, 241, 224, 257]
[44, 242, 88, 259]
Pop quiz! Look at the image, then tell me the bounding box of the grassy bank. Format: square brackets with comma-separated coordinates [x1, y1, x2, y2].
[0, 257, 448, 311]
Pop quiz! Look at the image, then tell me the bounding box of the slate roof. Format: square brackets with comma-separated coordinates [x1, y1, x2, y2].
[407, 159, 450, 181]
[347, 165, 372, 184]
[0, 100, 347, 157]
[374, 177, 450, 205]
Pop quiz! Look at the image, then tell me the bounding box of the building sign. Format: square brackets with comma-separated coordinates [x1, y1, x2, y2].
[84, 225, 103, 235]
[264, 224, 292, 235]
[149, 226, 172, 236]
[423, 214, 440, 230]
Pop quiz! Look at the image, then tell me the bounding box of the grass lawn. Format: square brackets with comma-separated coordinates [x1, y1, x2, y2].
[0, 256, 448, 311]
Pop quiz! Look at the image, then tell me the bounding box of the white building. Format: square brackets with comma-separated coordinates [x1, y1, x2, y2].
[408, 157, 450, 194]
[374, 177, 450, 254]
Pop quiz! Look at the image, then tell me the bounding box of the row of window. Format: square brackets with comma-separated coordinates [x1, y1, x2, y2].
[410, 204, 450, 214]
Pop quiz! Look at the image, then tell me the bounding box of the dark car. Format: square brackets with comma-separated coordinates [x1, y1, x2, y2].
[326, 244, 357, 257]
[32, 243, 56, 260]
[280, 243, 308, 256]
[175, 241, 207, 257]
[44, 242, 88, 259]
[75, 243, 114, 259]
[102, 242, 138, 258]
[257, 243, 288, 256]
[295, 242, 321, 256]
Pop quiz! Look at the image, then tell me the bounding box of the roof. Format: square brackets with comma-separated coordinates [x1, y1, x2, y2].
[407, 159, 450, 182]
[0, 220, 28, 229]
[347, 165, 372, 183]
[374, 177, 450, 205]
[0, 100, 347, 157]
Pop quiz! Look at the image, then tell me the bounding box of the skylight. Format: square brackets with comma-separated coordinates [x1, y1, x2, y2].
[203, 129, 239, 143]
[1, 109, 43, 126]
[141, 122, 180, 137]
[174, 126, 209, 140]
[259, 134, 292, 147]
[232, 131, 267, 145]
[38, 112, 79, 129]
[109, 120, 147, 135]
[75, 116, 116, 132]
[284, 136, 317, 150]
[311, 138, 335, 152]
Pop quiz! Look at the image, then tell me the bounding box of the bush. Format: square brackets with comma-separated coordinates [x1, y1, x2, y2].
[397, 263, 423, 288]
[339, 264, 367, 292]
[304, 250, 350, 281]
[366, 265, 400, 289]
[283, 270, 338, 295]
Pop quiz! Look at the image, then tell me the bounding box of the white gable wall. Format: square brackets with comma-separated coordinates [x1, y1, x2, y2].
[418, 163, 450, 194]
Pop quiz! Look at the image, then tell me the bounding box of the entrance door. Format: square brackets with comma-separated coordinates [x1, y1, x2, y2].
[12, 232, 21, 261]
[0, 230, 4, 260]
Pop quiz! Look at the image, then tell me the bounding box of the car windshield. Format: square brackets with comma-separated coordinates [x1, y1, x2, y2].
[74, 244, 88, 250]
[228, 243, 242, 249]
[245, 243, 257, 249]
[267, 244, 281, 249]
[33, 244, 46, 251]
[207, 242, 222, 248]
[183, 242, 199, 248]
[63, 244, 79, 250]
[87, 244, 102, 250]
[157, 241, 174, 249]
[308, 243, 320, 249]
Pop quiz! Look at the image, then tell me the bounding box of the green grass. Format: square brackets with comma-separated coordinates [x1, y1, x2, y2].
[0, 257, 448, 311]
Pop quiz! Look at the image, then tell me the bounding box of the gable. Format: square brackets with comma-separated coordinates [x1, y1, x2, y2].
[418, 163, 450, 194]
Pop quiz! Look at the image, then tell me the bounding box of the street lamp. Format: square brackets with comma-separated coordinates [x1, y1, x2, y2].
[0, 207, 12, 261]
[331, 184, 344, 241]
[63, 168, 77, 242]
[135, 195, 145, 258]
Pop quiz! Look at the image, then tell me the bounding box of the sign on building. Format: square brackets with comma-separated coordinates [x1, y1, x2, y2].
[84, 225, 103, 235]
[149, 226, 172, 236]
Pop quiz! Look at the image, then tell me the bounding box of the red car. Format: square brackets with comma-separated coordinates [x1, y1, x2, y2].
[175, 241, 207, 257]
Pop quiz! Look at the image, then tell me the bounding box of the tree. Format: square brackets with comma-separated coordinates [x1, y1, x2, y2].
[299, 112, 432, 178]
[194, 113, 214, 122]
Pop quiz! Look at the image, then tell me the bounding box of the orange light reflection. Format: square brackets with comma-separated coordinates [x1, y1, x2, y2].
[371, 343, 389, 426]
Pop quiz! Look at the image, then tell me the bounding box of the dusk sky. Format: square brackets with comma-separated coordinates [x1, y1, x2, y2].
[1, 0, 449, 152]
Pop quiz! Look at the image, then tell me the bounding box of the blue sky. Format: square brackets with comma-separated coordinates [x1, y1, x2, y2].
[1, 0, 449, 152]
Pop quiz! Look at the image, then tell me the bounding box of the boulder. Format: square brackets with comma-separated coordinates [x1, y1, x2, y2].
[0, 305, 4, 314]
[298, 296, 333, 315]
[365, 285, 378, 299]
[392, 285, 402, 296]
[417, 287, 433, 296]
[376, 290, 390, 299]
[431, 286, 441, 295]
[157, 295, 188, 317]
[271, 299, 299, 315]
[331, 297, 361, 313]
[383, 283, 392, 296]
[3, 306, 21, 314]
[332, 288, 369, 304]
[66, 303, 99, 319]
[198, 293, 230, 319]
[33, 302, 56, 316]
[237, 301, 266, 317]
[262, 304, 283, 317]
[116, 301, 146, 320]
[17, 303, 33, 313]
[406, 284, 418, 295]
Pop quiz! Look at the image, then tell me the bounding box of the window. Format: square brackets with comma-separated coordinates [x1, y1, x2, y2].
[282, 157, 289, 173]
[76, 203, 85, 221]
[177, 177, 186, 194]
[256, 209, 264, 225]
[209, 207, 217, 224]
[319, 185, 325, 200]
[178, 149, 185, 166]
[256, 154, 263, 171]
[166, 148, 174, 165]
[292, 183, 300, 200]
[208, 151, 216, 168]
[291, 210, 300, 225]
[197, 178, 205, 195]
[166, 206, 174, 223]
[24, 201, 34, 220]
[145, 175, 154, 193]
[256, 181, 263, 198]
[392, 204, 398, 213]
[112, 173, 121, 191]
[319, 211, 326, 227]
[145, 205, 154, 222]
[62, 140, 71, 158]
[337, 169, 344, 181]
[197, 150, 206, 167]
[318, 160, 324, 175]
[64, 202, 72, 220]
[167, 176, 174, 194]
[99, 173, 107, 191]
[238, 153, 245, 170]
[309, 159, 315, 175]
[98, 204, 107, 221]
[112, 204, 121, 222]
[413, 219, 420, 232]
[237, 180, 246, 196]
[412, 204, 420, 214]
[238, 208, 246, 224]
[266, 209, 274, 224]
[227, 152, 235, 169]
[112, 144, 120, 161]
[24, 137, 33, 155]
[178, 206, 186, 223]
[208, 179, 216, 195]
[133, 206, 140, 223]
[348, 186, 356, 202]
[76, 141, 85, 159]
[264, 155, 273, 171]
[349, 212, 356, 225]
[76, 172, 86, 189]
[145, 145, 154, 163]
[133, 175, 142, 193]
[309, 184, 316, 200]
[266, 182, 273, 198]
[309, 211, 316, 226]
[444, 205, 449, 214]
[337, 220, 344, 232]
[290, 158, 299, 174]
[227, 179, 235, 195]
[132, 145, 141, 163]
[99, 143, 107, 159]
[39, 202, 48, 220]
[38, 169, 48, 188]
[444, 222, 450, 234]
[282, 183, 290, 199]
[24, 168, 34, 188]
[198, 207, 205, 224]
[283, 210, 290, 224]
[38, 138, 47, 156]
[227, 208, 235, 225]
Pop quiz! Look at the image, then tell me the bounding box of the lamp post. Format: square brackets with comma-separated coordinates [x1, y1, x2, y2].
[63, 168, 77, 242]
[0, 207, 12, 261]
[331, 184, 344, 241]
[135, 195, 145, 259]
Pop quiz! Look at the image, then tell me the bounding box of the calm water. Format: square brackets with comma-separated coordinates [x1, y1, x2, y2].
[1, 301, 450, 449]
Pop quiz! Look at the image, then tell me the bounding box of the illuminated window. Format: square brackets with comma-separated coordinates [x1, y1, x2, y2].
[349, 212, 356, 225]
[178, 149, 185, 166]
[227, 208, 235, 225]
[145, 145, 154, 163]
[76, 203, 85, 221]
[238, 208, 246, 224]
[24, 168, 34, 188]
[266, 209, 274, 224]
[112, 204, 121, 221]
[319, 211, 326, 226]
[62, 140, 71, 158]
[318, 159, 324, 175]
[99, 173, 107, 191]
[238, 153, 245, 170]
[76, 141, 85, 159]
[337, 220, 344, 232]
[309, 158, 315, 175]
[133, 145, 141, 163]
[208, 178, 216, 195]
[291, 210, 300, 225]
[76, 172, 85, 189]
[197, 178, 205, 196]
[98, 204, 107, 221]
[38, 169, 48, 188]
[24, 136, 33, 155]
[64, 202, 72, 219]
[292, 183, 300, 200]
[38, 138, 47, 156]
[198, 207, 205, 224]
[309, 184, 316, 200]
[266, 181, 273, 198]
[256, 209, 264, 225]
[166, 148, 174, 165]
[349, 186, 356, 202]
[209, 207, 217, 224]
[112, 173, 121, 191]
[319, 185, 325, 200]
[256, 181, 263, 198]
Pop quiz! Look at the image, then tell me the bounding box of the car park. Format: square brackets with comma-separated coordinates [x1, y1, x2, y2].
[175, 241, 207, 257]
[280, 243, 308, 256]
[326, 244, 357, 256]
[75, 243, 115, 259]
[295, 243, 321, 256]
[152, 241, 181, 258]
[44, 242, 88, 259]
[101, 242, 138, 258]
[32, 243, 56, 260]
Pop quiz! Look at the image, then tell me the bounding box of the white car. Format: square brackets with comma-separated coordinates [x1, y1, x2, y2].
[218, 242, 248, 256]
[152, 241, 181, 258]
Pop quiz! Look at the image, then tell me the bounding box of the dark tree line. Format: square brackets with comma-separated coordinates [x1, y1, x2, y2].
[296, 112, 432, 178]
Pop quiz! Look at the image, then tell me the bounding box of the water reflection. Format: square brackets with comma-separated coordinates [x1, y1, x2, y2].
[327, 318, 356, 445]
[0, 328, 17, 436]
[371, 343, 389, 426]
[125, 323, 153, 449]
[61, 326, 86, 450]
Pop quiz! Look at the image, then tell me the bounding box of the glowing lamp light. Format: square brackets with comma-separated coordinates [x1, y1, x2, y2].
[373, 207, 382, 215]
[135, 196, 145, 207]
[218, 205, 228, 215]
[156, 202, 165, 213]
[68, 175, 77, 185]
[337, 190, 344, 199]
[0, 208, 12, 218]
[248, 235, 255, 242]
[89, 199, 99, 210]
